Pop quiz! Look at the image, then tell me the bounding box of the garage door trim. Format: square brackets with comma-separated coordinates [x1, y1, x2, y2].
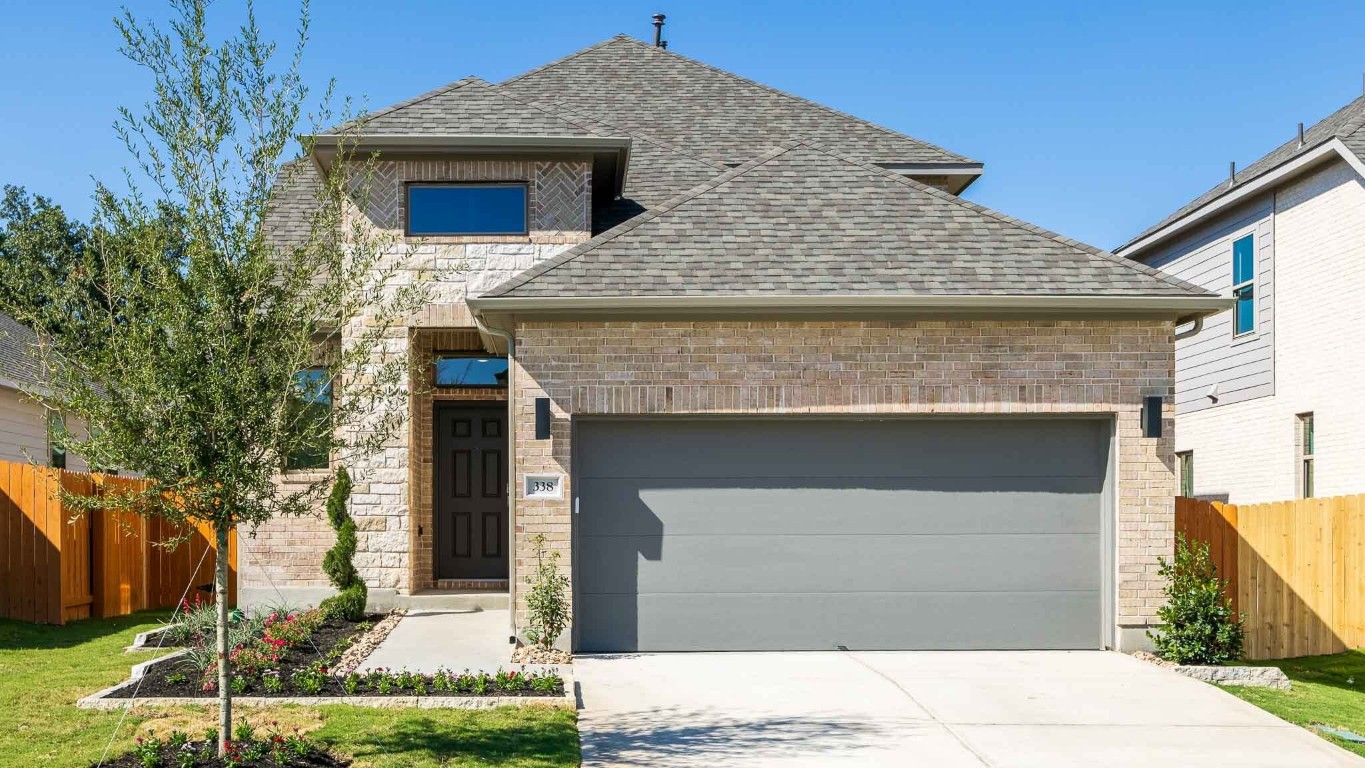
[569, 414, 1117, 652]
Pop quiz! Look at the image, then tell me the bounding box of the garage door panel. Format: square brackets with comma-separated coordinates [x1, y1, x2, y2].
[575, 478, 1103, 537]
[578, 419, 1109, 481]
[578, 591, 1102, 652]
[574, 418, 1108, 652]
[578, 532, 1100, 594]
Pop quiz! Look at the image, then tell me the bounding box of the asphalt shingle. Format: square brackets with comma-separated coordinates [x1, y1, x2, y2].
[500, 35, 974, 168]
[486, 143, 1212, 299]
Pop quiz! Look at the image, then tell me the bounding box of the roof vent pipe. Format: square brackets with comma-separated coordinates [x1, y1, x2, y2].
[1298, 122, 1306, 149]
[1228, 161, 1237, 188]
[653, 13, 667, 48]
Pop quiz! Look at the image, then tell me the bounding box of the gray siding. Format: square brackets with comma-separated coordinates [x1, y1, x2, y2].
[1142, 195, 1275, 414]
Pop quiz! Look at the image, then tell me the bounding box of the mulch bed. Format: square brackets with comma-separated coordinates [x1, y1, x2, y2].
[110, 615, 372, 699]
[93, 740, 346, 767]
[110, 614, 564, 699]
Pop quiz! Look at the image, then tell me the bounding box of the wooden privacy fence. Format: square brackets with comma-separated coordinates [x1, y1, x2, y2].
[0, 461, 236, 624]
[1176, 494, 1365, 660]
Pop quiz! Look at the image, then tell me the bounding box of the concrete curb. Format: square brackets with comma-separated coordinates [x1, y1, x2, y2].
[77, 671, 576, 711]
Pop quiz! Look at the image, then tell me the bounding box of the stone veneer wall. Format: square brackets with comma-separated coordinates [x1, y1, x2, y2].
[241, 157, 589, 605]
[511, 319, 1177, 647]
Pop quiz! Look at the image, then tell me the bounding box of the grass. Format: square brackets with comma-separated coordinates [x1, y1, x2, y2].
[1221, 650, 1365, 758]
[0, 612, 580, 767]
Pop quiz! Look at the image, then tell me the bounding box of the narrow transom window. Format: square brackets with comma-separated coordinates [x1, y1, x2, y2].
[1232, 234, 1256, 336]
[1177, 451, 1194, 497]
[435, 355, 509, 388]
[47, 410, 66, 470]
[406, 183, 528, 236]
[286, 368, 332, 471]
[1297, 413, 1315, 498]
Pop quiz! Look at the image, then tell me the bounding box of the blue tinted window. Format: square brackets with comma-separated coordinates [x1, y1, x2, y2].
[1234, 285, 1255, 335]
[436, 356, 509, 388]
[407, 184, 527, 235]
[1232, 235, 1254, 285]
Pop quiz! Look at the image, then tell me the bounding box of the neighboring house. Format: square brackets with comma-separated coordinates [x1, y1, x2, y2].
[247, 32, 1226, 653]
[0, 312, 87, 472]
[1116, 93, 1365, 504]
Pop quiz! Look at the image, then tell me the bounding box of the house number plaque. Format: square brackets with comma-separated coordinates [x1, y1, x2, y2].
[524, 474, 564, 500]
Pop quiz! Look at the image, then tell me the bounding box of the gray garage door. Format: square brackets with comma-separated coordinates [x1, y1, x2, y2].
[574, 418, 1110, 652]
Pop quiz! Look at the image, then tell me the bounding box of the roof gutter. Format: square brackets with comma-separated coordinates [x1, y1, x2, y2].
[468, 293, 1231, 325]
[1117, 138, 1365, 260]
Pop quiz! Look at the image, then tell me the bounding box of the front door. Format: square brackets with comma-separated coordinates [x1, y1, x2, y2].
[434, 405, 508, 580]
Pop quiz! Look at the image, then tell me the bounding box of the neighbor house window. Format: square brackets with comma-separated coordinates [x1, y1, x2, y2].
[47, 411, 66, 470]
[405, 183, 528, 236]
[434, 355, 509, 388]
[1177, 451, 1194, 497]
[1297, 413, 1315, 498]
[286, 368, 332, 470]
[1232, 234, 1256, 336]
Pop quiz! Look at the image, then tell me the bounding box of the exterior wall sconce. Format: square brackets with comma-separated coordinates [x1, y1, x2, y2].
[535, 397, 551, 440]
[1141, 395, 1163, 438]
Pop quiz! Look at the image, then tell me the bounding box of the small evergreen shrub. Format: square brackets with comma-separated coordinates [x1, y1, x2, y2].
[1148, 534, 1245, 664]
[318, 467, 367, 620]
[524, 533, 570, 649]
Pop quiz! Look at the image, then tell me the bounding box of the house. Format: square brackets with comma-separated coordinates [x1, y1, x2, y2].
[1115, 93, 1365, 504]
[0, 312, 86, 472]
[245, 32, 1226, 653]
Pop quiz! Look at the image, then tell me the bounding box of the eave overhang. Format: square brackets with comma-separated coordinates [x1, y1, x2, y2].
[309, 134, 634, 198]
[469, 293, 1231, 327]
[879, 162, 985, 194]
[1116, 138, 1365, 260]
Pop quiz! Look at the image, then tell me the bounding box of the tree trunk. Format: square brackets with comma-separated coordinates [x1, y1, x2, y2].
[215, 521, 232, 755]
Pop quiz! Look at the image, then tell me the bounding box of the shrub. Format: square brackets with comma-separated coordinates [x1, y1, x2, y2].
[319, 467, 367, 621]
[524, 534, 570, 649]
[1148, 534, 1245, 664]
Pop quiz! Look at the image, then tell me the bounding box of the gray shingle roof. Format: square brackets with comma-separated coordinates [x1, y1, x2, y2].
[485, 143, 1212, 299]
[0, 312, 44, 391]
[1121, 94, 1365, 251]
[500, 35, 975, 167]
[333, 77, 603, 137]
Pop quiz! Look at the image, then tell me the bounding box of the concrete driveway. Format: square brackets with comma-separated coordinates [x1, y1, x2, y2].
[574, 651, 1363, 767]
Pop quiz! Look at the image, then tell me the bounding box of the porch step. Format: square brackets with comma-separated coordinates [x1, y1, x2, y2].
[398, 590, 508, 612]
[436, 579, 508, 591]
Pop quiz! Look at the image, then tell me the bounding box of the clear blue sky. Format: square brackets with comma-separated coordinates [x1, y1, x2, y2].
[3, 0, 1364, 250]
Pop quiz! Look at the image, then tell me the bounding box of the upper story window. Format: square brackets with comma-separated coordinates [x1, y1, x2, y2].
[406, 183, 528, 236]
[1232, 234, 1256, 336]
[286, 367, 332, 471]
[435, 355, 509, 388]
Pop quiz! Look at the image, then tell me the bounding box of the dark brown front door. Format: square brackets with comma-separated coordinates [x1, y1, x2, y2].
[434, 405, 508, 580]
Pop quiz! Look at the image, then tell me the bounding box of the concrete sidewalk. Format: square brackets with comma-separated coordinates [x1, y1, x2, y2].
[356, 608, 515, 673]
[575, 650, 1364, 768]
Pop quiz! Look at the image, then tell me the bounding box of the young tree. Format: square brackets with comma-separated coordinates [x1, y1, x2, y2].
[0, 1, 432, 753]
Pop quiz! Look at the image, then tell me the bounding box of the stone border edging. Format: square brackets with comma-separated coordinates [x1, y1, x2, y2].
[77, 671, 576, 711]
[1133, 651, 1291, 689]
[125, 625, 180, 653]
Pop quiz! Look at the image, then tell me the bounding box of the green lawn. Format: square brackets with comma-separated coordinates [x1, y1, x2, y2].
[1222, 650, 1365, 758]
[0, 612, 579, 767]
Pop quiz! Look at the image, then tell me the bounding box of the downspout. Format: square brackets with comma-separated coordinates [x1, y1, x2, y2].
[1173, 317, 1203, 340]
[473, 311, 518, 644]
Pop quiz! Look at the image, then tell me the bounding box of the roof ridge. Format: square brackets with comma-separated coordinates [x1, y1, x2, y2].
[326, 76, 483, 134]
[770, 140, 1211, 296]
[501, 34, 633, 86]
[483, 145, 795, 297]
[506, 35, 976, 165]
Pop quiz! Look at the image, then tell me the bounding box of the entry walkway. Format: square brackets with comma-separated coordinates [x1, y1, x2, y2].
[356, 608, 515, 673]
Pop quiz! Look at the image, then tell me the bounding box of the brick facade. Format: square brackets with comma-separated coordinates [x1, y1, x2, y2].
[512, 319, 1177, 645]
[241, 158, 588, 603]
